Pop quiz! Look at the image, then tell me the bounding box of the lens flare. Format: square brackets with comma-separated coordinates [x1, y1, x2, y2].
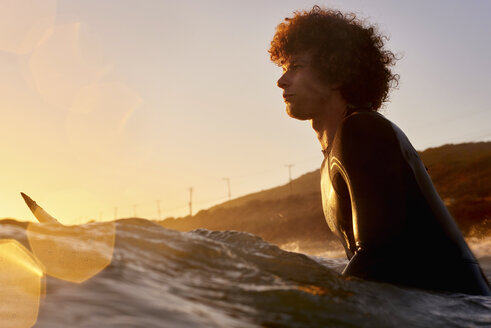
[66, 82, 143, 159]
[0, 239, 45, 328]
[21, 192, 115, 283]
[26, 222, 115, 283]
[0, 0, 56, 54]
[28, 22, 110, 110]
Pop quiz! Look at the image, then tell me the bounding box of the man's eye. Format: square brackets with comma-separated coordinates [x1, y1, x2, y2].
[282, 63, 301, 73]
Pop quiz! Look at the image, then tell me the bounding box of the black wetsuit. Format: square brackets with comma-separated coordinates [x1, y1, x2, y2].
[321, 111, 490, 295]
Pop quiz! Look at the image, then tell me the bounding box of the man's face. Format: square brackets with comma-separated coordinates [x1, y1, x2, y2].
[277, 52, 334, 120]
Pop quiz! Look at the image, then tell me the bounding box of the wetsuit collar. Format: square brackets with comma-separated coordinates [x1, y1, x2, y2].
[322, 144, 333, 158]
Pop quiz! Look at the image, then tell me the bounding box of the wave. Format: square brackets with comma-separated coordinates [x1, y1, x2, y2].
[1, 219, 490, 327]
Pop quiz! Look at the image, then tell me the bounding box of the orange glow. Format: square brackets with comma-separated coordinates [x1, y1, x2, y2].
[297, 284, 331, 296]
[0, 239, 44, 328]
[26, 222, 115, 283]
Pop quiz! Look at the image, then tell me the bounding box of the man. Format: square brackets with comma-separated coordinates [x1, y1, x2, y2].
[270, 6, 490, 295]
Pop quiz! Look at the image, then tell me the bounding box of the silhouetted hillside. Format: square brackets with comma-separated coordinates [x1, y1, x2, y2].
[207, 170, 321, 210]
[421, 142, 491, 234]
[162, 142, 490, 251]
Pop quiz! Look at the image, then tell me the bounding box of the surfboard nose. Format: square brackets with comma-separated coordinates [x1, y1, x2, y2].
[21, 192, 36, 211]
[20, 192, 59, 224]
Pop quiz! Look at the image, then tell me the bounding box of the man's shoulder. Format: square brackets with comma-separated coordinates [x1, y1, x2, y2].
[341, 111, 392, 132]
[335, 111, 397, 149]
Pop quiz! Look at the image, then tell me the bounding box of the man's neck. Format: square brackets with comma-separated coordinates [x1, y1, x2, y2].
[311, 93, 348, 155]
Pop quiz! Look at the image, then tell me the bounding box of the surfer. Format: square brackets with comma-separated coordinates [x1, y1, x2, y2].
[270, 6, 490, 295]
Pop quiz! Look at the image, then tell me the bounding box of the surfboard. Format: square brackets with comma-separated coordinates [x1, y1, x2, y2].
[21, 192, 60, 224]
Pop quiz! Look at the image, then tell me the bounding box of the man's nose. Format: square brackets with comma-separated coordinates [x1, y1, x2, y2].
[277, 72, 289, 89]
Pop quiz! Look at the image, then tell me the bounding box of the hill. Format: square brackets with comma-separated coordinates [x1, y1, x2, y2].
[159, 142, 491, 253]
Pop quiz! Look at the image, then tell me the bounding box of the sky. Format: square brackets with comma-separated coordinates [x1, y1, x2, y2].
[0, 0, 490, 224]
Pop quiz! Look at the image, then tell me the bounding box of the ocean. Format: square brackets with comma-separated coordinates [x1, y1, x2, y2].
[1, 219, 490, 328]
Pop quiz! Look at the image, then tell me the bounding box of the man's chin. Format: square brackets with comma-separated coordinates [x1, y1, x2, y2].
[286, 107, 310, 121]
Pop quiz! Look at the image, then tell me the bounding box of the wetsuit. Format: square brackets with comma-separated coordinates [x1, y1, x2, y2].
[321, 111, 490, 295]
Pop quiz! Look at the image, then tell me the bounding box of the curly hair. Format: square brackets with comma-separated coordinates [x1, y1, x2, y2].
[269, 6, 399, 112]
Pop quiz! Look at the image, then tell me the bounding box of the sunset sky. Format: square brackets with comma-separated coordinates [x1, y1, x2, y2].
[1, 0, 490, 224]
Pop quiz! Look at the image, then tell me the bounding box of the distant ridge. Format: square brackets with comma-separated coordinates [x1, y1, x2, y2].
[159, 142, 491, 251]
[207, 170, 321, 211]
